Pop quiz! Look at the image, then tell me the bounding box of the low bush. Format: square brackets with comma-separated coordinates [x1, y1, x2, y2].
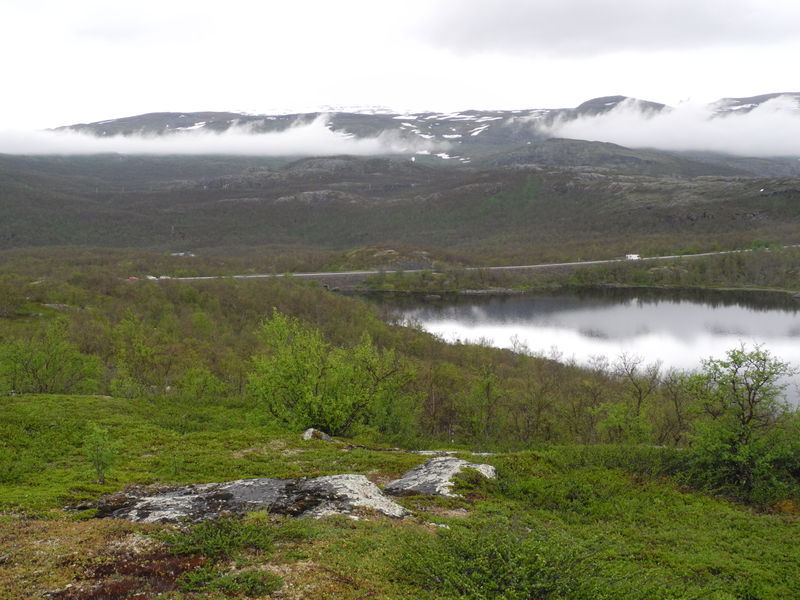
[178, 566, 283, 595]
[398, 518, 636, 600]
[156, 518, 276, 560]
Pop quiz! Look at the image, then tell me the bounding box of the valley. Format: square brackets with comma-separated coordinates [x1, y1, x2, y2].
[1, 94, 800, 600]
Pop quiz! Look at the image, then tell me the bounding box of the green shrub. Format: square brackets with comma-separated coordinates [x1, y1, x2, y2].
[159, 517, 297, 597]
[0, 277, 26, 317]
[683, 345, 800, 504]
[249, 310, 414, 437]
[84, 422, 116, 484]
[532, 445, 687, 478]
[178, 566, 282, 595]
[0, 320, 101, 394]
[157, 518, 276, 560]
[399, 518, 630, 600]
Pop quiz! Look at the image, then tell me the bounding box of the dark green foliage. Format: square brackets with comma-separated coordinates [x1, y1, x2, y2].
[1, 250, 799, 506]
[83, 422, 116, 484]
[249, 310, 415, 437]
[158, 517, 289, 596]
[475, 453, 800, 600]
[681, 345, 800, 505]
[157, 518, 276, 560]
[0, 277, 25, 317]
[2, 152, 799, 269]
[0, 319, 101, 394]
[178, 566, 283, 595]
[503, 445, 688, 484]
[565, 246, 800, 292]
[399, 519, 622, 600]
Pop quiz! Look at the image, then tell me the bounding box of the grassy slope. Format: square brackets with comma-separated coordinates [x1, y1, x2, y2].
[1, 393, 798, 600]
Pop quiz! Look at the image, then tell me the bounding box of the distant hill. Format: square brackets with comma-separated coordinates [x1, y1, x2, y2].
[0, 94, 796, 260]
[1, 147, 799, 263]
[49, 93, 800, 175]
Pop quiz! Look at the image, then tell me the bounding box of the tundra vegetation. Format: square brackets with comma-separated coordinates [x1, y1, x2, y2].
[1, 247, 799, 599]
[2, 121, 800, 597]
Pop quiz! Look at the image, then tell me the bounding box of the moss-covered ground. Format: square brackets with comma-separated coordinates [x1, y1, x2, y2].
[1, 393, 798, 599]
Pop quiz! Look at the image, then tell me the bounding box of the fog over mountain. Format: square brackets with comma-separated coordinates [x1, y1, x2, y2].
[0, 116, 445, 157]
[0, 93, 798, 159]
[543, 95, 800, 157]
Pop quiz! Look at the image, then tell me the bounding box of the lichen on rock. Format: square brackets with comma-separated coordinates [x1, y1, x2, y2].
[384, 456, 496, 497]
[301, 428, 334, 442]
[94, 475, 407, 523]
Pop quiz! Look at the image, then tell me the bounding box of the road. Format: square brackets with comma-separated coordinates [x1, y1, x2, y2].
[146, 246, 797, 284]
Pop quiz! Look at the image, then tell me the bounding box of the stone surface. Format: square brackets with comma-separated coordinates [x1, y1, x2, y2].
[95, 478, 290, 523]
[384, 456, 496, 497]
[302, 428, 334, 442]
[95, 475, 407, 523]
[272, 475, 408, 519]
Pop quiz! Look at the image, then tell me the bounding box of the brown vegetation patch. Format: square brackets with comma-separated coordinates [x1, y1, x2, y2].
[49, 549, 207, 600]
[41, 526, 212, 600]
[0, 518, 147, 600]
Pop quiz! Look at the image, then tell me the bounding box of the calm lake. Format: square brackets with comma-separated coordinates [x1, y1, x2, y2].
[371, 287, 800, 398]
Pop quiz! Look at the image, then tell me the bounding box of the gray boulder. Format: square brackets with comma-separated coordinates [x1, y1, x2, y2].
[96, 475, 407, 523]
[273, 474, 408, 519]
[302, 428, 334, 442]
[384, 456, 496, 497]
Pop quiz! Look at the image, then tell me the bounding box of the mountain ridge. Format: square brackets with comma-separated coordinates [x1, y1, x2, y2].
[50, 93, 800, 167]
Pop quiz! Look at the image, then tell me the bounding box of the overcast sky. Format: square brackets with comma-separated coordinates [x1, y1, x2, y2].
[2, 0, 799, 129]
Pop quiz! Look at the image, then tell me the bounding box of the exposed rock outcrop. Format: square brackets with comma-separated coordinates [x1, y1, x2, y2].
[92, 455, 497, 524]
[302, 428, 334, 442]
[384, 457, 496, 497]
[96, 475, 407, 523]
[272, 474, 407, 519]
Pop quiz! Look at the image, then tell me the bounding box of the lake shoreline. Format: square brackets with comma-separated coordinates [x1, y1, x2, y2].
[354, 282, 800, 304]
[368, 285, 800, 402]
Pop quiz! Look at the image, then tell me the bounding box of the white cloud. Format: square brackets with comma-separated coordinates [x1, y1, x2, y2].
[417, 0, 800, 56]
[542, 95, 800, 157]
[0, 116, 442, 156]
[0, 0, 798, 129]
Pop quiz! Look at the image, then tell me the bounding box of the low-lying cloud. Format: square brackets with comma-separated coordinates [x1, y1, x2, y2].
[0, 116, 441, 156]
[542, 95, 800, 157]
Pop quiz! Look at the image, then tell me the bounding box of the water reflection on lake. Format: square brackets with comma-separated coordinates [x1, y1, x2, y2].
[372, 287, 800, 398]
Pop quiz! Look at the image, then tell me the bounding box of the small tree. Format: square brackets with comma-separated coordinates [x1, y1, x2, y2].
[684, 344, 798, 503]
[0, 320, 101, 394]
[690, 345, 791, 445]
[84, 423, 116, 484]
[249, 310, 412, 437]
[0, 278, 25, 318]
